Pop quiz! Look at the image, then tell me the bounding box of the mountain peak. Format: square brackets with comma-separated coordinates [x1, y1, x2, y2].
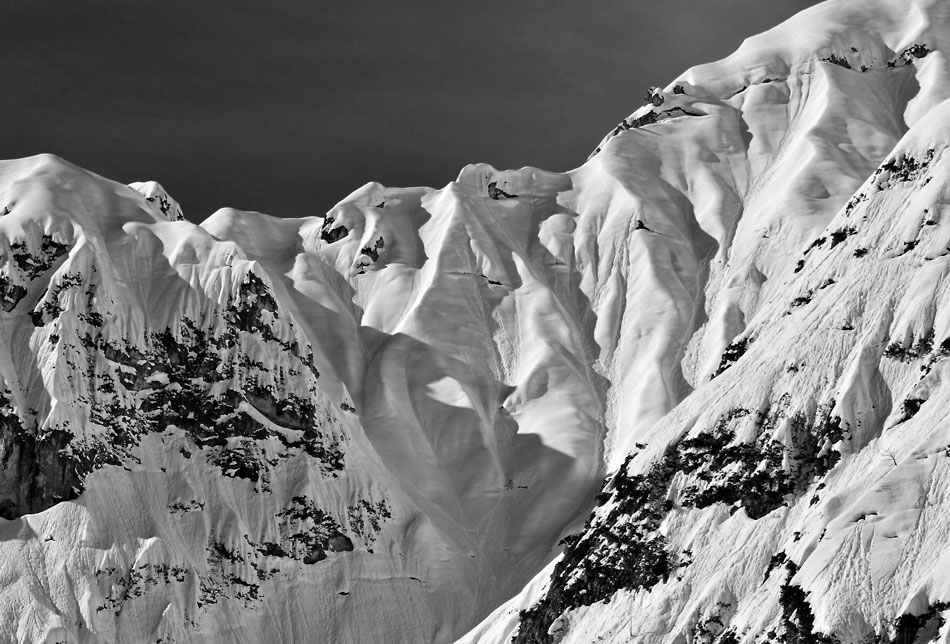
[4, 1, 950, 643]
[129, 180, 186, 222]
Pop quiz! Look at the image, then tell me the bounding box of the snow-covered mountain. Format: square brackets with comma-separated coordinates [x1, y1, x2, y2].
[3, 0, 950, 642]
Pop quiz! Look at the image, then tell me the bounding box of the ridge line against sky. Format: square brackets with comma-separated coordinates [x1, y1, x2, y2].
[7, 0, 817, 220]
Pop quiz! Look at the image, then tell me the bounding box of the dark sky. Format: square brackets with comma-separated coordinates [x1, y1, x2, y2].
[4, 1, 817, 220]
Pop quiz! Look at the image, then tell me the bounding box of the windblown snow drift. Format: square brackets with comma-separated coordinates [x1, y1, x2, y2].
[3, 0, 950, 642]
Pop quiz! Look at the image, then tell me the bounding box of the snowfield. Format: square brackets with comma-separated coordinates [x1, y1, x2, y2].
[1, 0, 950, 642]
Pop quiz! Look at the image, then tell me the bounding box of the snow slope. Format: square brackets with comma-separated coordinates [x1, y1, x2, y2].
[472, 98, 950, 644]
[2, 0, 950, 642]
[463, 0, 950, 642]
[0, 156, 607, 642]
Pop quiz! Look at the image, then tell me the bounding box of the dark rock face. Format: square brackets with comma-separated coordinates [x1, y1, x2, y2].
[897, 397, 925, 423]
[712, 337, 752, 377]
[874, 149, 935, 190]
[512, 450, 675, 644]
[512, 401, 844, 644]
[0, 390, 80, 519]
[88, 274, 339, 483]
[360, 237, 385, 262]
[828, 227, 857, 248]
[822, 53, 853, 69]
[320, 216, 349, 243]
[488, 181, 518, 200]
[888, 43, 931, 67]
[774, 561, 840, 644]
[62, 267, 395, 614]
[92, 490, 392, 614]
[763, 557, 943, 644]
[303, 549, 327, 564]
[12, 235, 69, 279]
[0, 281, 26, 312]
[883, 330, 935, 362]
[327, 533, 355, 552]
[0, 212, 400, 618]
[0, 233, 76, 516]
[890, 602, 950, 644]
[0, 234, 69, 312]
[4, 268, 345, 519]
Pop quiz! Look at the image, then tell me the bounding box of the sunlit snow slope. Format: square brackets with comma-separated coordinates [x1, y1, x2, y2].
[0, 156, 605, 644]
[463, 0, 950, 642]
[3, 0, 950, 642]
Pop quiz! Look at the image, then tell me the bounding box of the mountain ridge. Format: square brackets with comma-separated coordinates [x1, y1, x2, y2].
[2, 0, 950, 642]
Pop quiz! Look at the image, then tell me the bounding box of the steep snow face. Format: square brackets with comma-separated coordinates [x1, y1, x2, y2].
[477, 95, 950, 644]
[462, 0, 950, 642]
[573, 0, 950, 467]
[200, 165, 607, 626]
[0, 157, 605, 643]
[4, 0, 950, 642]
[0, 156, 410, 643]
